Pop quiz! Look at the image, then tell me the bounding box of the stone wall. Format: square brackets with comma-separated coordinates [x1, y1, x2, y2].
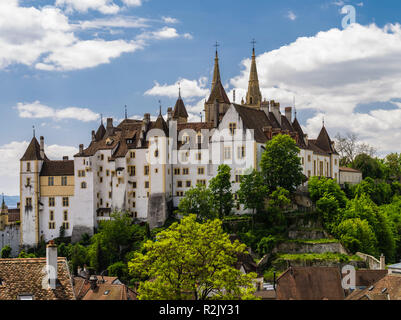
[274, 241, 349, 255]
[0, 225, 20, 257]
[356, 252, 381, 270]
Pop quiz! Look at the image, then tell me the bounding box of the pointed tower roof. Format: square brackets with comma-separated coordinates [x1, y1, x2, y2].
[153, 107, 168, 134]
[315, 125, 335, 153]
[173, 89, 189, 119]
[95, 123, 106, 141]
[1, 193, 7, 211]
[245, 46, 262, 106]
[207, 49, 230, 104]
[20, 137, 43, 161]
[292, 117, 307, 148]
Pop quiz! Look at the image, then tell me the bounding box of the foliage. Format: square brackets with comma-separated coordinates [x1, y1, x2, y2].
[351, 153, 384, 180]
[381, 196, 401, 262]
[256, 235, 277, 256]
[0, 245, 12, 258]
[384, 153, 401, 181]
[177, 184, 217, 221]
[260, 134, 305, 193]
[128, 215, 257, 300]
[335, 218, 378, 256]
[209, 165, 234, 219]
[353, 177, 392, 206]
[237, 170, 268, 214]
[108, 261, 129, 283]
[269, 187, 291, 210]
[18, 250, 36, 258]
[334, 132, 376, 166]
[308, 176, 347, 208]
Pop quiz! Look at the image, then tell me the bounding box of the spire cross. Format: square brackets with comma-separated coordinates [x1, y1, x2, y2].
[214, 41, 220, 54]
[32, 125, 35, 138]
[178, 82, 181, 98]
[251, 38, 257, 51]
[158, 100, 162, 116]
[125, 105, 128, 120]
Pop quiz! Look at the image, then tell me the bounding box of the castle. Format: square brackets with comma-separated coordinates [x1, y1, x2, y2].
[19, 47, 340, 247]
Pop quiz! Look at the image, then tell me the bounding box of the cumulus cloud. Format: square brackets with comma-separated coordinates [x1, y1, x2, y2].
[229, 23, 401, 154]
[77, 16, 149, 29]
[287, 11, 297, 21]
[145, 78, 209, 100]
[15, 101, 100, 122]
[162, 16, 179, 24]
[56, 0, 120, 14]
[0, 141, 78, 195]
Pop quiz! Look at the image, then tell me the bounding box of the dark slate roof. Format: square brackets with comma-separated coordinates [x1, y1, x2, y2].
[0, 257, 75, 300]
[315, 126, 338, 154]
[206, 81, 230, 104]
[152, 114, 168, 134]
[177, 122, 214, 132]
[40, 160, 74, 177]
[173, 97, 188, 119]
[20, 137, 43, 161]
[292, 117, 307, 148]
[233, 104, 272, 143]
[354, 270, 388, 288]
[346, 274, 401, 300]
[95, 124, 106, 141]
[276, 267, 345, 300]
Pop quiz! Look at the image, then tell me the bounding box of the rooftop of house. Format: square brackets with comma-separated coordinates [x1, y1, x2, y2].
[0, 257, 75, 300]
[339, 167, 362, 173]
[346, 274, 401, 300]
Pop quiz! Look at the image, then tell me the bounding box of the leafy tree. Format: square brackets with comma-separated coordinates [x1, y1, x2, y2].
[128, 215, 257, 300]
[334, 132, 376, 166]
[177, 184, 217, 221]
[256, 235, 277, 256]
[381, 196, 401, 262]
[269, 187, 291, 210]
[0, 245, 12, 258]
[308, 176, 348, 208]
[335, 218, 378, 256]
[260, 134, 305, 193]
[18, 250, 36, 258]
[384, 153, 401, 181]
[237, 170, 268, 214]
[108, 261, 129, 283]
[209, 165, 234, 219]
[354, 177, 392, 205]
[316, 194, 341, 233]
[70, 244, 88, 275]
[351, 154, 384, 180]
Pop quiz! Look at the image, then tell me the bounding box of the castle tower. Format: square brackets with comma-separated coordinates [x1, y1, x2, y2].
[20, 134, 46, 247]
[172, 88, 189, 124]
[205, 47, 231, 126]
[245, 46, 262, 108]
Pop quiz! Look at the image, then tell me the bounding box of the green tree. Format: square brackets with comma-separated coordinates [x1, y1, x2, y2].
[128, 215, 257, 300]
[336, 218, 378, 256]
[209, 165, 234, 219]
[178, 184, 217, 221]
[237, 170, 268, 214]
[316, 194, 341, 233]
[308, 176, 348, 208]
[70, 244, 88, 275]
[385, 153, 401, 181]
[0, 245, 12, 258]
[108, 261, 129, 283]
[260, 134, 305, 193]
[351, 154, 384, 179]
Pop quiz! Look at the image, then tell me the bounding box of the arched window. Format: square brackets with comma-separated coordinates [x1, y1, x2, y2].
[81, 182, 87, 189]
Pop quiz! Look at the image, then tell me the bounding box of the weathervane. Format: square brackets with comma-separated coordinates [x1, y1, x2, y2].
[251, 38, 257, 51]
[214, 41, 220, 54]
[32, 125, 35, 138]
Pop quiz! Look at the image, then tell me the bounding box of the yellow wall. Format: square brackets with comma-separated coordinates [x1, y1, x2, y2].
[40, 176, 75, 196]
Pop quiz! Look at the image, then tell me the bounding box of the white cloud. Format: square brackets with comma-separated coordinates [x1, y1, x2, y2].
[15, 101, 100, 122]
[145, 78, 209, 100]
[138, 26, 180, 40]
[77, 16, 149, 29]
[228, 23, 401, 154]
[162, 16, 179, 24]
[0, 141, 78, 195]
[287, 11, 297, 21]
[121, 0, 144, 7]
[56, 0, 120, 14]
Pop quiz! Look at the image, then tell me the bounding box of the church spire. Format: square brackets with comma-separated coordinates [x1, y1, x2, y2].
[245, 40, 262, 108]
[211, 42, 221, 89]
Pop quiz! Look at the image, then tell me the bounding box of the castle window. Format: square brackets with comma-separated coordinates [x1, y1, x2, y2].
[183, 168, 189, 175]
[145, 181, 150, 189]
[106, 203, 109, 208]
[99, 166, 103, 172]
[128, 166, 136, 177]
[78, 170, 86, 177]
[144, 166, 150, 176]
[132, 191, 136, 198]
[197, 180, 206, 186]
[62, 222, 69, 230]
[197, 134, 202, 144]
[49, 211, 54, 221]
[62, 197, 69, 207]
[198, 167, 205, 175]
[235, 174, 241, 183]
[106, 170, 110, 176]
[26, 178, 31, 186]
[48, 177, 54, 186]
[308, 155, 311, 162]
[63, 211, 68, 221]
[196, 152, 202, 161]
[26, 162, 31, 172]
[100, 154, 104, 161]
[81, 182, 87, 189]
[61, 176, 67, 186]
[182, 134, 190, 144]
[186, 181, 192, 188]
[237, 146, 245, 159]
[229, 123, 237, 136]
[301, 157, 305, 165]
[224, 147, 232, 160]
[26, 198, 32, 207]
[49, 222, 55, 230]
[100, 198, 103, 206]
[154, 150, 159, 158]
[49, 197, 55, 207]
[132, 202, 136, 208]
[130, 151, 136, 159]
[174, 168, 180, 175]
[100, 177, 103, 183]
[109, 192, 112, 198]
[132, 182, 137, 189]
[177, 181, 183, 188]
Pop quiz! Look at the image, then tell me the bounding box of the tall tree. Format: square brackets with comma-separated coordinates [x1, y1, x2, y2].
[335, 132, 376, 166]
[128, 215, 257, 300]
[237, 169, 268, 214]
[260, 134, 305, 193]
[177, 184, 217, 221]
[209, 165, 234, 218]
[351, 153, 384, 179]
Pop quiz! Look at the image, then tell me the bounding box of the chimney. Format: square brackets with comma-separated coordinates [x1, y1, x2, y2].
[167, 108, 173, 122]
[46, 240, 58, 290]
[143, 113, 151, 126]
[89, 275, 98, 290]
[233, 90, 236, 103]
[261, 100, 269, 117]
[285, 107, 292, 123]
[40, 136, 45, 159]
[79, 144, 84, 154]
[106, 118, 114, 135]
[271, 101, 281, 125]
[63, 156, 69, 161]
[92, 130, 96, 141]
[380, 254, 386, 270]
[214, 99, 219, 128]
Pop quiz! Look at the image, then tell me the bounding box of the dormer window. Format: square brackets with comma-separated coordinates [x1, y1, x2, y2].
[182, 134, 190, 144]
[229, 123, 237, 136]
[106, 138, 114, 146]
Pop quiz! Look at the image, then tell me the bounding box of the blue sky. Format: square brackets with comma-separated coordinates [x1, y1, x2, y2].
[2, 0, 401, 195]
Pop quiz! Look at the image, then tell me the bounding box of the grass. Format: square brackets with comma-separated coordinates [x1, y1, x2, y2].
[275, 252, 363, 263]
[286, 238, 340, 245]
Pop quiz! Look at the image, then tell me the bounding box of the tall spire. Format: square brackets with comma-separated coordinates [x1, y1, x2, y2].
[125, 105, 128, 120]
[211, 41, 221, 89]
[245, 39, 262, 108]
